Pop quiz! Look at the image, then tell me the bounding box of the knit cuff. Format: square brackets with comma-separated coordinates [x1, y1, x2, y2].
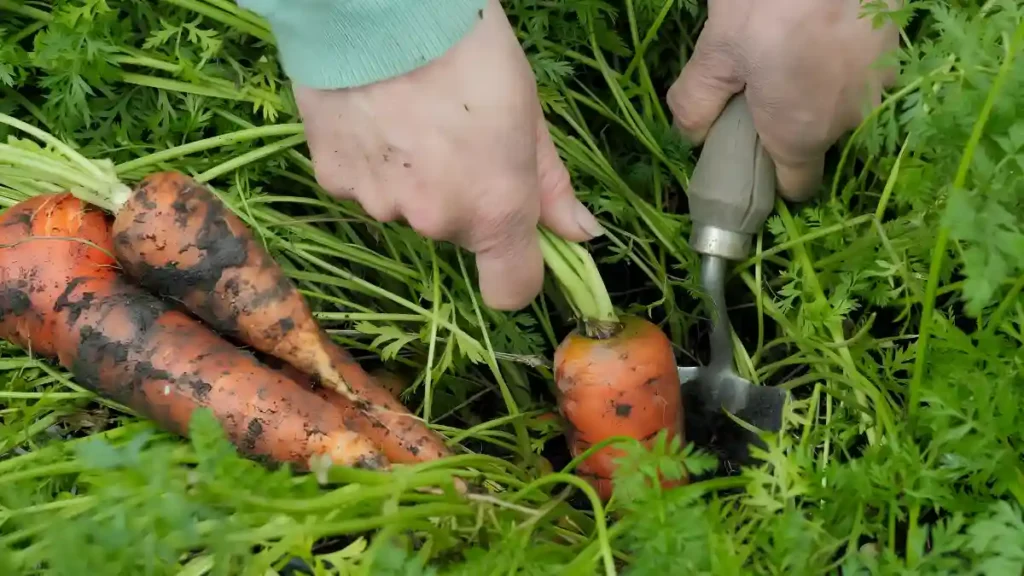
[239, 0, 490, 89]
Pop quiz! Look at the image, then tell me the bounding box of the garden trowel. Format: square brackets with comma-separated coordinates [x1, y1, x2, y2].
[677, 94, 788, 467]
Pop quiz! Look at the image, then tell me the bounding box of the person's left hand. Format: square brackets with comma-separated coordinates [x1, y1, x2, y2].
[295, 0, 601, 312]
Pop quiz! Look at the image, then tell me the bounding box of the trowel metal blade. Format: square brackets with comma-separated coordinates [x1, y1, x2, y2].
[677, 365, 786, 431]
[677, 365, 788, 471]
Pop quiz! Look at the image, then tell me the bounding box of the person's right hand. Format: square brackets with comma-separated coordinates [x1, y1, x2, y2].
[666, 0, 901, 201]
[294, 0, 602, 312]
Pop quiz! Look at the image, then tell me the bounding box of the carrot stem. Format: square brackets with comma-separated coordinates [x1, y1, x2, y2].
[536, 227, 618, 338]
[0, 113, 132, 212]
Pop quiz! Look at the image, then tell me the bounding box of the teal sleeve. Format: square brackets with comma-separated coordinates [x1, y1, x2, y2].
[238, 0, 490, 90]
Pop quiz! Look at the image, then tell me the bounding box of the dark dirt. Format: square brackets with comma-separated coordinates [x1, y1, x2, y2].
[0, 283, 32, 321]
[70, 283, 172, 403]
[118, 179, 308, 347]
[242, 417, 265, 451]
[1, 210, 31, 229]
[117, 180, 249, 313]
[53, 277, 95, 326]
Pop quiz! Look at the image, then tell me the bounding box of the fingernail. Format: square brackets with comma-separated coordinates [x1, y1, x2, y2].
[573, 201, 605, 238]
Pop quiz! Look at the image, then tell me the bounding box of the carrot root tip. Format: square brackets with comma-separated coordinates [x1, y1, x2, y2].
[354, 453, 389, 471]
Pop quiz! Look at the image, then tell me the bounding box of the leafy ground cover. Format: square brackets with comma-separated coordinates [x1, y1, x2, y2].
[1, 0, 1023, 574]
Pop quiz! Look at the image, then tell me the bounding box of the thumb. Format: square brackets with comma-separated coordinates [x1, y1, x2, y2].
[666, 33, 745, 144]
[471, 208, 545, 311]
[535, 117, 604, 242]
[772, 154, 826, 202]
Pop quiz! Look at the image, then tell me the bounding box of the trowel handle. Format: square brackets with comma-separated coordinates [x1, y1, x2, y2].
[687, 93, 776, 261]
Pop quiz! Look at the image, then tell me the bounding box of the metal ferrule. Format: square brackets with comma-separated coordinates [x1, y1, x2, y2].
[689, 225, 751, 261]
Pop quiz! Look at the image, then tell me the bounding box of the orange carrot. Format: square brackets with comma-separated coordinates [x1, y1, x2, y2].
[311, 374, 450, 464]
[95, 171, 451, 465]
[257, 353, 446, 465]
[539, 228, 686, 500]
[554, 316, 685, 499]
[0, 193, 387, 471]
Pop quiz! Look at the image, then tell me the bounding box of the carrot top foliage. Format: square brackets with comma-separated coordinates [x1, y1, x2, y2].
[1, 0, 1023, 574]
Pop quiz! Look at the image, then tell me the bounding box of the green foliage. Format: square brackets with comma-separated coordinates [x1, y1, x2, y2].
[1, 0, 1023, 574]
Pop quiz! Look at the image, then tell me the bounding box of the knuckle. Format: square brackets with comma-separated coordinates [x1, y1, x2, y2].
[310, 158, 355, 199]
[364, 206, 399, 223]
[538, 158, 572, 199]
[357, 193, 399, 223]
[471, 205, 534, 253]
[404, 205, 456, 239]
[665, 76, 688, 112]
[670, 100, 702, 135]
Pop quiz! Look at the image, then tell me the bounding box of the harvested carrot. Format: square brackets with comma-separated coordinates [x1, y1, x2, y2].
[310, 368, 450, 464]
[539, 228, 686, 500]
[0, 193, 387, 471]
[258, 353, 446, 465]
[87, 170, 451, 465]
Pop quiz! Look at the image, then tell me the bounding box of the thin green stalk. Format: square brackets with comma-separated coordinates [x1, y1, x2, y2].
[0, 147, 98, 190]
[537, 228, 618, 337]
[445, 410, 546, 447]
[157, 0, 274, 42]
[570, 241, 615, 318]
[1, 87, 53, 133]
[110, 53, 181, 74]
[118, 73, 283, 110]
[509, 472, 617, 576]
[829, 63, 954, 202]
[734, 214, 873, 273]
[622, 0, 674, 81]
[423, 240, 442, 423]
[454, 250, 531, 461]
[0, 391, 90, 400]
[203, 0, 270, 29]
[0, 0, 52, 21]
[538, 233, 596, 321]
[226, 504, 476, 543]
[207, 471, 459, 514]
[194, 134, 307, 183]
[115, 124, 303, 175]
[623, 0, 672, 129]
[910, 22, 1024, 416]
[775, 202, 884, 443]
[981, 274, 1024, 339]
[315, 312, 422, 322]
[272, 238, 476, 341]
[0, 113, 109, 181]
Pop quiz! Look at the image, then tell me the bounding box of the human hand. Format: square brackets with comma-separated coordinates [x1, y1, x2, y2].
[294, 0, 602, 311]
[667, 0, 901, 200]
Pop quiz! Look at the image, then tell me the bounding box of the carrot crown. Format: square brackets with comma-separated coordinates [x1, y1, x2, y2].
[537, 227, 620, 338]
[0, 113, 132, 213]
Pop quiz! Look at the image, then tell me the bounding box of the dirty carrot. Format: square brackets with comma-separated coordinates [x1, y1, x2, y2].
[538, 227, 686, 500]
[75, 170, 452, 465]
[0, 193, 388, 471]
[259, 353, 444, 464]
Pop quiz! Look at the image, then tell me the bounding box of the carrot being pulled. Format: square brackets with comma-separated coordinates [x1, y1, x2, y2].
[538, 228, 686, 500]
[75, 170, 451, 465]
[0, 193, 387, 471]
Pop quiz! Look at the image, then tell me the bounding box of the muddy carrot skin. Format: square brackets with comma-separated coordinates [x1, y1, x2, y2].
[259, 353, 446, 465]
[108, 171, 452, 464]
[0, 193, 387, 470]
[554, 316, 686, 500]
[310, 359, 451, 464]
